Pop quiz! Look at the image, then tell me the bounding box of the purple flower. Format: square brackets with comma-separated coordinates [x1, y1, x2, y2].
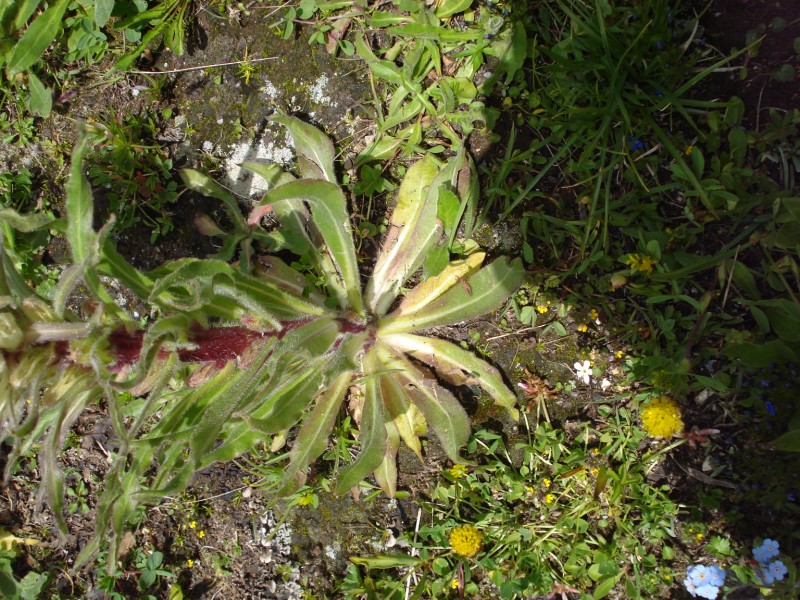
[753, 539, 780, 564]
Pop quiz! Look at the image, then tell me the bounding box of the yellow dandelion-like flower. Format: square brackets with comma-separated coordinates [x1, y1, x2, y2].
[695, 533, 704, 541]
[640, 396, 684, 438]
[449, 525, 483, 558]
[536, 305, 549, 314]
[625, 253, 657, 275]
[589, 309, 599, 320]
[198, 530, 205, 539]
[189, 521, 196, 529]
[577, 324, 588, 333]
[545, 493, 556, 504]
[187, 559, 194, 568]
[590, 467, 599, 477]
[449, 464, 469, 479]
[450, 579, 460, 590]
[542, 478, 551, 488]
[525, 486, 535, 496]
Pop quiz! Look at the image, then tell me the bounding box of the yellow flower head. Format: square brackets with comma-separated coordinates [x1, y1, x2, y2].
[625, 253, 657, 275]
[536, 305, 549, 314]
[450, 579, 460, 590]
[542, 478, 551, 488]
[641, 396, 684, 438]
[577, 324, 588, 333]
[449, 525, 483, 558]
[545, 493, 556, 504]
[449, 464, 469, 479]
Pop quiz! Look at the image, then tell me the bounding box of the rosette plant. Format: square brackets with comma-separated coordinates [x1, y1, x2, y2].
[0, 115, 523, 570]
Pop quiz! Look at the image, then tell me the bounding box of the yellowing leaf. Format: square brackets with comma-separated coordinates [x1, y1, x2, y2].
[396, 252, 485, 316]
[0, 527, 38, 550]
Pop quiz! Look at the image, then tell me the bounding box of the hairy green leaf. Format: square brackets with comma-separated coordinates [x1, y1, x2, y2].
[383, 332, 519, 418]
[395, 252, 484, 316]
[366, 155, 442, 314]
[276, 372, 351, 496]
[379, 257, 524, 334]
[26, 71, 51, 117]
[180, 168, 249, 230]
[249, 179, 362, 313]
[65, 130, 93, 266]
[0, 207, 56, 232]
[380, 370, 424, 460]
[373, 419, 400, 497]
[336, 350, 388, 494]
[270, 113, 337, 183]
[6, 0, 70, 75]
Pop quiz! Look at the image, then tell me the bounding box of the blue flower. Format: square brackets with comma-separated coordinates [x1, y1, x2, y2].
[628, 135, 644, 151]
[767, 560, 788, 583]
[753, 539, 780, 564]
[684, 565, 724, 599]
[706, 565, 725, 587]
[765, 401, 776, 416]
[696, 584, 721, 599]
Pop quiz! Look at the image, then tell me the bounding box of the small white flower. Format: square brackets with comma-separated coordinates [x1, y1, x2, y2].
[574, 360, 592, 384]
[600, 378, 611, 391]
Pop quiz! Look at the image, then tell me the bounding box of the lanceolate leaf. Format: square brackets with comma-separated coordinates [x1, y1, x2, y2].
[433, 148, 478, 243]
[380, 372, 424, 460]
[180, 169, 249, 230]
[270, 113, 337, 183]
[256, 256, 326, 305]
[149, 258, 327, 325]
[335, 350, 388, 494]
[383, 332, 520, 418]
[373, 420, 400, 498]
[277, 372, 351, 496]
[366, 155, 441, 315]
[27, 71, 51, 117]
[189, 339, 280, 459]
[241, 161, 297, 190]
[249, 179, 363, 313]
[65, 130, 94, 266]
[6, 0, 70, 75]
[380, 346, 471, 463]
[395, 252, 485, 316]
[98, 239, 154, 300]
[0, 244, 35, 302]
[379, 257, 524, 334]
